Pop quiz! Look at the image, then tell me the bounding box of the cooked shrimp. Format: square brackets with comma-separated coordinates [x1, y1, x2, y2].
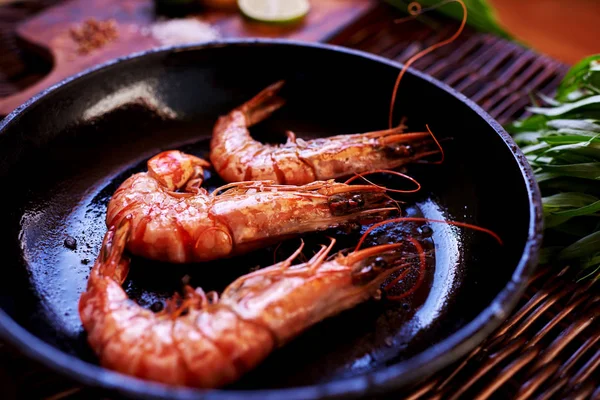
[209, 81, 442, 185]
[106, 150, 395, 263]
[79, 217, 413, 388]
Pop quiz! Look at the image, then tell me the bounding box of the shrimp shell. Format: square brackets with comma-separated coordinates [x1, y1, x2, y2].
[106, 150, 395, 263]
[210, 81, 441, 185]
[79, 218, 409, 388]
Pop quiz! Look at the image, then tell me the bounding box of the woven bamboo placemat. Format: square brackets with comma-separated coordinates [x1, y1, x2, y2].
[0, 2, 598, 399]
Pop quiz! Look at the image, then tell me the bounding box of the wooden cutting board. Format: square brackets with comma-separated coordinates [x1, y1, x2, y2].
[0, 0, 376, 116]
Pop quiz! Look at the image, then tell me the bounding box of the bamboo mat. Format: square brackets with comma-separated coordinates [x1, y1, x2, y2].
[1, 2, 598, 399]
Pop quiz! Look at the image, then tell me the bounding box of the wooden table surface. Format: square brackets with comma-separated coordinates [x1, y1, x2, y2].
[1, 2, 599, 400]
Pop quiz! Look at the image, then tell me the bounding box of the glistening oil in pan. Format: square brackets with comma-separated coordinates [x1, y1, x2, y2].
[16, 123, 464, 384]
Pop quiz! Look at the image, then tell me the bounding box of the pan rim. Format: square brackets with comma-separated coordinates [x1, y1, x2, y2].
[0, 38, 543, 399]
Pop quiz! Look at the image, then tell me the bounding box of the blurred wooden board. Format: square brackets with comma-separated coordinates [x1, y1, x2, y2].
[0, 0, 376, 115]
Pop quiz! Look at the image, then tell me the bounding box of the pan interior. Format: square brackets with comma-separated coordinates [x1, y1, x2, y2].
[0, 43, 530, 391]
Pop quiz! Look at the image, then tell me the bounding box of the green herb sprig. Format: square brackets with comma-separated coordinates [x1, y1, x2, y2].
[507, 55, 600, 281]
[386, 0, 511, 39]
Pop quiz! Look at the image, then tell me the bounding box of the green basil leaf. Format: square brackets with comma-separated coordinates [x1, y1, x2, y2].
[558, 230, 600, 260]
[385, 0, 511, 38]
[506, 114, 548, 133]
[546, 119, 600, 132]
[527, 95, 600, 117]
[540, 162, 600, 179]
[543, 193, 599, 209]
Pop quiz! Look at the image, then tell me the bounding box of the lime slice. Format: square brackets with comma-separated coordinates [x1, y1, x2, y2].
[238, 0, 310, 24]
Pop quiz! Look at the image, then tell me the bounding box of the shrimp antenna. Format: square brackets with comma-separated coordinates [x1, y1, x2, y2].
[385, 236, 427, 300]
[345, 169, 422, 194]
[388, 0, 467, 129]
[355, 216, 503, 252]
[418, 124, 445, 165]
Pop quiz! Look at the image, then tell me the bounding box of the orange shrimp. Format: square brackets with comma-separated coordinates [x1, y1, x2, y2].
[79, 217, 413, 388]
[209, 81, 441, 185]
[106, 150, 395, 263]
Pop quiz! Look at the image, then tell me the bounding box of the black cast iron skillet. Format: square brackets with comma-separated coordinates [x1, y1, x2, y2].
[0, 39, 542, 399]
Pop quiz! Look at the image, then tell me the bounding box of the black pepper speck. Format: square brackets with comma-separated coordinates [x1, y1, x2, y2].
[150, 302, 164, 312]
[64, 236, 77, 250]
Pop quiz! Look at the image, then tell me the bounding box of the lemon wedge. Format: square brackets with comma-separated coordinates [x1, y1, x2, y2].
[238, 0, 310, 24]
